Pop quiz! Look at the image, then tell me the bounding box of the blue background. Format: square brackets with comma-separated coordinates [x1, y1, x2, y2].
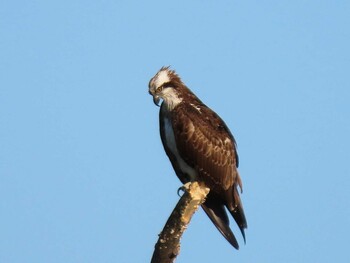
[1, 1, 349, 262]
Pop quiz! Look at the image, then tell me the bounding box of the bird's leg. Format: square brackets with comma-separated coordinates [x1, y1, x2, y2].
[177, 182, 192, 196]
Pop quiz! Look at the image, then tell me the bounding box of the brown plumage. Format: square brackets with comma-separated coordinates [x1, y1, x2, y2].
[149, 67, 247, 249]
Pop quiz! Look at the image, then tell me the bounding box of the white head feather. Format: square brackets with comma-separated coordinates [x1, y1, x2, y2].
[149, 67, 183, 110]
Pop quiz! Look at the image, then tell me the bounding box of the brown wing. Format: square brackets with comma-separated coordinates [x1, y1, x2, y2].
[171, 102, 247, 241]
[171, 102, 238, 196]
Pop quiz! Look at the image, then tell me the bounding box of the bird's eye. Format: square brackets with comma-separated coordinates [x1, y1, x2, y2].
[156, 86, 163, 93]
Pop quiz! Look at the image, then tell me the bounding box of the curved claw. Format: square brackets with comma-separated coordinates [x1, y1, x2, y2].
[177, 186, 185, 196]
[177, 182, 192, 196]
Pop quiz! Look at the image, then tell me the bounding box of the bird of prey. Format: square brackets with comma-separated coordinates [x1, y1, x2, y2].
[148, 67, 247, 249]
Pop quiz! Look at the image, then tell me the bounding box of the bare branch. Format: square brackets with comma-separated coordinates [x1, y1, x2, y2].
[151, 182, 210, 263]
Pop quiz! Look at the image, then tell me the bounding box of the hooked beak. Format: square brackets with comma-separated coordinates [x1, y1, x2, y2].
[153, 95, 160, 106]
[149, 89, 161, 107]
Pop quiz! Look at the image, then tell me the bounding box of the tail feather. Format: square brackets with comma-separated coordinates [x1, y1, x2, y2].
[229, 187, 247, 243]
[201, 194, 239, 249]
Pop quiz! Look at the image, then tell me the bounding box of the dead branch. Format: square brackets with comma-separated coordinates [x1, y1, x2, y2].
[151, 182, 210, 263]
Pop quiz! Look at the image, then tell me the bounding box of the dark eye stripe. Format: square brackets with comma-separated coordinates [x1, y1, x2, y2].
[162, 82, 173, 88]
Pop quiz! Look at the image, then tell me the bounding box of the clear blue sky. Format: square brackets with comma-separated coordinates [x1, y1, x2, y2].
[1, 1, 349, 262]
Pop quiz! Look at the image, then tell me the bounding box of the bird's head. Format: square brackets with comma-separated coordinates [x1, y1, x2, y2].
[148, 66, 184, 110]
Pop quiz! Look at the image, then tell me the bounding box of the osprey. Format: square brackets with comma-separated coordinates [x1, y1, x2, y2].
[148, 67, 247, 249]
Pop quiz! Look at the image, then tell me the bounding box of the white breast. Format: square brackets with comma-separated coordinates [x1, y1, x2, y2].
[163, 117, 197, 181]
